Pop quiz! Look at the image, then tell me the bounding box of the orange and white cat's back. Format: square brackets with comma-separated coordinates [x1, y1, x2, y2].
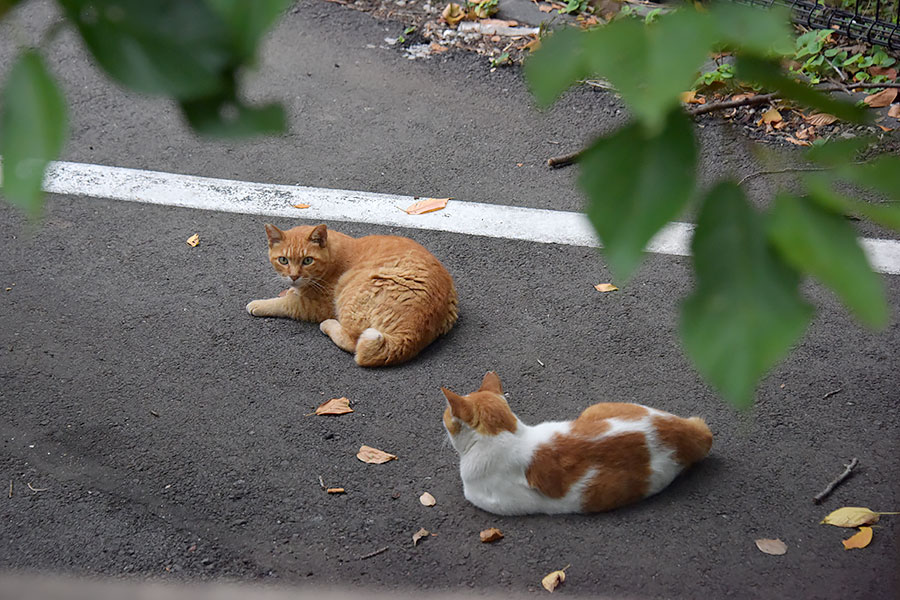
[442, 372, 712, 516]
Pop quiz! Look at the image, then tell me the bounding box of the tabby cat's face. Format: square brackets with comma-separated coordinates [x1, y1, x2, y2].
[265, 223, 331, 290]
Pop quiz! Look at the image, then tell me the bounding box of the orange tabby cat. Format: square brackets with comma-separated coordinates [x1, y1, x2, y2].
[442, 372, 712, 515]
[246, 223, 458, 367]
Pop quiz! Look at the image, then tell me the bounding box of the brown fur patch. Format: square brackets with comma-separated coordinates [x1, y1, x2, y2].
[570, 402, 647, 436]
[526, 431, 651, 512]
[652, 415, 713, 466]
[470, 392, 518, 436]
[443, 406, 461, 436]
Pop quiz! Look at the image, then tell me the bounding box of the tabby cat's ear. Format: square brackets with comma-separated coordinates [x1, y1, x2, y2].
[441, 387, 473, 423]
[309, 224, 328, 247]
[264, 224, 284, 248]
[479, 371, 503, 394]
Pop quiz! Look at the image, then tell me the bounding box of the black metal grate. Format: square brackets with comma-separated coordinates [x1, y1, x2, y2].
[727, 0, 900, 50]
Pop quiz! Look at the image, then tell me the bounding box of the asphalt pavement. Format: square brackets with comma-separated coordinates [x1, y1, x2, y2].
[1, 1, 898, 598]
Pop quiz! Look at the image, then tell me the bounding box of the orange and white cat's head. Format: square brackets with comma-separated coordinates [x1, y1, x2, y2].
[442, 371, 519, 452]
[264, 223, 332, 290]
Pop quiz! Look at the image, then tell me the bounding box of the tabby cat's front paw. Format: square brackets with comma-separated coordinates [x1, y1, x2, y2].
[319, 319, 339, 335]
[246, 300, 266, 316]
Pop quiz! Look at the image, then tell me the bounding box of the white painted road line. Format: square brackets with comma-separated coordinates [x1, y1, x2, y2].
[22, 159, 900, 275]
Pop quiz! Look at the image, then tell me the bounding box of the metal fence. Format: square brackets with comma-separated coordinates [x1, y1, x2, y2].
[728, 0, 900, 50]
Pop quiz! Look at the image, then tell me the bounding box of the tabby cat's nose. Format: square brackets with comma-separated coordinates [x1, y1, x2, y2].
[290, 274, 300, 281]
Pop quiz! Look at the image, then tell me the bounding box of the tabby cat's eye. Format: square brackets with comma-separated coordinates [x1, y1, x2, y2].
[277, 256, 289, 265]
[302, 256, 314, 265]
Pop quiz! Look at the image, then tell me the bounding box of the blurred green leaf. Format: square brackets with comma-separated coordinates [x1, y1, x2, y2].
[583, 10, 716, 131]
[769, 194, 887, 328]
[57, 0, 233, 100]
[205, 0, 292, 61]
[804, 173, 900, 231]
[524, 27, 590, 108]
[181, 93, 286, 137]
[581, 110, 696, 282]
[0, 50, 68, 217]
[680, 182, 813, 409]
[710, 3, 793, 56]
[805, 136, 873, 166]
[838, 155, 900, 203]
[736, 55, 867, 123]
[0, 0, 25, 19]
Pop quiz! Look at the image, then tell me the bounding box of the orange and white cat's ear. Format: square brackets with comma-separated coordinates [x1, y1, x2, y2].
[478, 371, 503, 394]
[441, 387, 473, 423]
[308, 224, 328, 247]
[264, 224, 284, 248]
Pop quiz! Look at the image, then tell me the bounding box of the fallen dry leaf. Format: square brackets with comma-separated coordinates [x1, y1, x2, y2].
[877, 124, 894, 132]
[863, 88, 898, 108]
[292, 203, 310, 209]
[759, 107, 783, 125]
[795, 126, 815, 140]
[594, 283, 618, 293]
[480, 18, 518, 26]
[522, 37, 541, 52]
[404, 197, 449, 215]
[356, 445, 397, 464]
[419, 491, 436, 507]
[541, 566, 569, 593]
[441, 2, 465, 26]
[842, 526, 874, 550]
[785, 136, 811, 146]
[537, 2, 553, 12]
[429, 42, 449, 53]
[186, 234, 200, 247]
[315, 397, 354, 416]
[326, 487, 345, 494]
[480, 527, 504, 543]
[413, 527, 429, 546]
[868, 66, 897, 80]
[806, 113, 838, 127]
[755, 538, 788, 555]
[888, 104, 900, 119]
[680, 91, 705, 105]
[731, 92, 757, 103]
[821, 506, 893, 527]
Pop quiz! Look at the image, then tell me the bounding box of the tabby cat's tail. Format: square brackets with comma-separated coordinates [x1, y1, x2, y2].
[354, 328, 414, 367]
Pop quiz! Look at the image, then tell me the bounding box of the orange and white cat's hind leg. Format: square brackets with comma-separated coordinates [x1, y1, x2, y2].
[319, 319, 358, 353]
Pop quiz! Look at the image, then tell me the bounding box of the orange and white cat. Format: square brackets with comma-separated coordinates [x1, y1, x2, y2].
[442, 372, 712, 515]
[246, 223, 458, 367]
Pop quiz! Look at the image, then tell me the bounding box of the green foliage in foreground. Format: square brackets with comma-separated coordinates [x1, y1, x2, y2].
[1, 0, 292, 216]
[526, 3, 900, 409]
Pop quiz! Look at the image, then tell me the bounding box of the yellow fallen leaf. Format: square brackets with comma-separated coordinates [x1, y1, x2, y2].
[441, 2, 465, 26]
[356, 445, 397, 464]
[821, 506, 884, 528]
[863, 88, 898, 108]
[541, 566, 569, 593]
[806, 112, 837, 127]
[419, 491, 436, 507]
[594, 283, 618, 293]
[680, 91, 705, 105]
[755, 538, 787, 555]
[842, 526, 873, 550]
[315, 397, 354, 416]
[404, 197, 450, 215]
[412, 527, 429, 546]
[292, 203, 310, 209]
[758, 107, 783, 126]
[889, 104, 900, 119]
[326, 487, 345, 494]
[523, 37, 541, 52]
[186, 234, 200, 247]
[480, 527, 504, 543]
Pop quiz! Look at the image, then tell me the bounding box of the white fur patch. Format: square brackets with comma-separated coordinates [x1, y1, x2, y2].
[359, 328, 383, 342]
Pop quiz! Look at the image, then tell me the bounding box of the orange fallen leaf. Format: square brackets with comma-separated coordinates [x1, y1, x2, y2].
[785, 136, 811, 146]
[480, 527, 504, 543]
[315, 397, 354, 416]
[731, 92, 757, 102]
[680, 91, 705, 105]
[755, 538, 787, 555]
[795, 126, 815, 140]
[186, 234, 200, 247]
[888, 104, 900, 119]
[419, 491, 436, 506]
[356, 445, 397, 464]
[537, 3, 553, 12]
[480, 18, 518, 26]
[594, 283, 618, 293]
[864, 88, 898, 108]
[806, 113, 838, 127]
[758, 107, 782, 126]
[877, 124, 894, 132]
[868, 66, 897, 80]
[541, 565, 569, 592]
[404, 197, 449, 215]
[842, 526, 874, 550]
[522, 37, 541, 52]
[326, 487, 345, 494]
[412, 527, 429, 546]
[429, 42, 449, 53]
[441, 2, 465, 25]
[292, 203, 310, 209]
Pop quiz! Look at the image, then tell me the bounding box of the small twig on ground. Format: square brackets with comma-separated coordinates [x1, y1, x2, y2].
[27, 483, 48, 492]
[7, 481, 11, 499]
[318, 475, 326, 489]
[814, 457, 859, 504]
[689, 92, 780, 116]
[547, 150, 582, 168]
[359, 545, 389, 560]
[823, 388, 843, 399]
[737, 166, 831, 186]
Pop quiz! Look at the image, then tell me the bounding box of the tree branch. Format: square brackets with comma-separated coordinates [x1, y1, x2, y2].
[813, 457, 859, 504]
